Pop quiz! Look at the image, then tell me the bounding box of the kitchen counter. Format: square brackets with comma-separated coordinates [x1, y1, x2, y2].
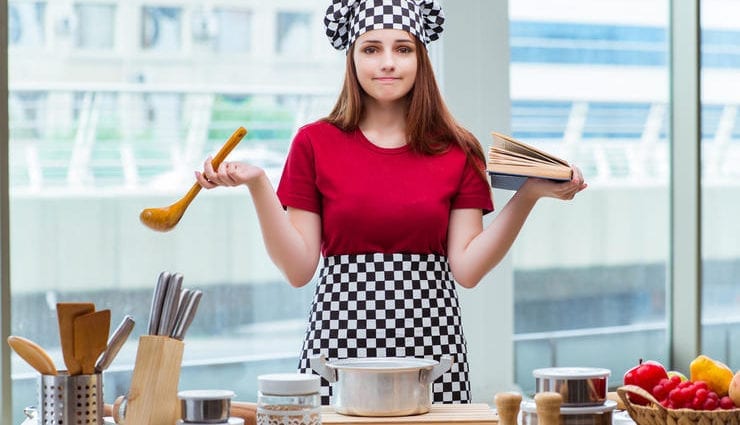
[321, 403, 499, 425]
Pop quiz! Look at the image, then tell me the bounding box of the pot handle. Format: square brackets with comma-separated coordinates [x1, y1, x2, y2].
[309, 354, 337, 383]
[421, 354, 453, 383]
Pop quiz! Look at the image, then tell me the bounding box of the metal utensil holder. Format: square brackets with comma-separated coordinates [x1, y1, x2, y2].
[40, 372, 103, 424]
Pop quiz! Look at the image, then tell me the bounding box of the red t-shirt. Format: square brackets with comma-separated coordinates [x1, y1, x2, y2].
[276, 121, 494, 257]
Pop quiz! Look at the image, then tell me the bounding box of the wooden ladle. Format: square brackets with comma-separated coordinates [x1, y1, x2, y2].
[139, 126, 248, 232]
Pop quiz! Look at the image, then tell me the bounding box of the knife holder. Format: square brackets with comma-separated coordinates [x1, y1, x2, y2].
[39, 372, 104, 424]
[125, 335, 184, 425]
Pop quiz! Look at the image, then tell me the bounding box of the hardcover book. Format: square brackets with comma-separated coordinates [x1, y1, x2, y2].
[487, 132, 572, 190]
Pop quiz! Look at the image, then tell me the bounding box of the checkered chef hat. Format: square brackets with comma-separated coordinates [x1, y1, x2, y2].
[324, 0, 445, 50]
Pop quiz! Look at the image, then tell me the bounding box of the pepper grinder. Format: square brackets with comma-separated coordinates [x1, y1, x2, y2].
[534, 392, 562, 425]
[494, 392, 522, 425]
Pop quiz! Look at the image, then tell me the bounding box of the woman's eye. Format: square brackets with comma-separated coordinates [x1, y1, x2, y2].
[397, 46, 413, 54]
[363, 46, 377, 54]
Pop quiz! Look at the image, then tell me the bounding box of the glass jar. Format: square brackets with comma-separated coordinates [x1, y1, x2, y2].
[257, 373, 321, 425]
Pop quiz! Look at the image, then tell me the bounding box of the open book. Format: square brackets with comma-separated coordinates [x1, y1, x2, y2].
[487, 132, 573, 190]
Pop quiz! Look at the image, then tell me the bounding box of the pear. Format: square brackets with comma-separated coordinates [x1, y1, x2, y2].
[690, 354, 734, 397]
[729, 370, 740, 407]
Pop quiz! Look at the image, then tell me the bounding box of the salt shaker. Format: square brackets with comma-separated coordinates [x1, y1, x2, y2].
[494, 392, 522, 425]
[257, 373, 321, 425]
[534, 392, 563, 425]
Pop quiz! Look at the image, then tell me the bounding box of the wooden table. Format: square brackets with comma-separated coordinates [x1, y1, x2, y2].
[322, 403, 499, 425]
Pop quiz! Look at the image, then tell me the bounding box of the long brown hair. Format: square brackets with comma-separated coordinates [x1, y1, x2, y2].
[325, 37, 486, 175]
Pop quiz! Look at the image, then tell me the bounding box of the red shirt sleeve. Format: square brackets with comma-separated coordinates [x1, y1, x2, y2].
[276, 127, 321, 214]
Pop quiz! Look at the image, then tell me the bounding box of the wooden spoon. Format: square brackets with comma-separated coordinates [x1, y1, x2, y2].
[57, 302, 95, 375]
[7, 336, 57, 375]
[139, 126, 248, 232]
[73, 309, 111, 375]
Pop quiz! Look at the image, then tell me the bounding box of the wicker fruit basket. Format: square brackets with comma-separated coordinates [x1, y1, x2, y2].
[617, 385, 740, 425]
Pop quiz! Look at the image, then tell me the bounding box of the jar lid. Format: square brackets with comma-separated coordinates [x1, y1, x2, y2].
[258, 373, 320, 395]
[520, 399, 617, 414]
[532, 367, 611, 379]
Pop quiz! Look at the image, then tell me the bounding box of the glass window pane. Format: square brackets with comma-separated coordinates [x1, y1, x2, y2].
[508, 0, 670, 392]
[74, 4, 116, 50]
[142, 6, 182, 51]
[8, 2, 46, 48]
[8, 2, 342, 423]
[700, 0, 740, 368]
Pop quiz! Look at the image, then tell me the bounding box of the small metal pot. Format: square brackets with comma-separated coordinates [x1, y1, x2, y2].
[310, 354, 452, 417]
[178, 389, 235, 423]
[533, 367, 610, 406]
[520, 399, 617, 425]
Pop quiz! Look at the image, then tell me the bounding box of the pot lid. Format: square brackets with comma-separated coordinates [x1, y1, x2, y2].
[520, 399, 617, 414]
[532, 367, 611, 379]
[326, 357, 438, 371]
[177, 389, 235, 400]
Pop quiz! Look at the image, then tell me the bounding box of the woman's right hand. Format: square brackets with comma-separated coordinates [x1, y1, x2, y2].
[194, 156, 266, 189]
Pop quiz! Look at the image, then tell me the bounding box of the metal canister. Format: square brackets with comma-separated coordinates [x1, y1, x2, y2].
[39, 372, 104, 424]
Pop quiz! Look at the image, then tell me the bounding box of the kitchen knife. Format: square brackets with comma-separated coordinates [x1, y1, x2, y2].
[95, 315, 135, 373]
[172, 289, 202, 340]
[147, 271, 170, 335]
[169, 288, 192, 338]
[157, 272, 182, 336]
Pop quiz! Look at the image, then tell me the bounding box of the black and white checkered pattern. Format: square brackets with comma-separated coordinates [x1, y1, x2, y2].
[297, 253, 471, 405]
[325, 0, 445, 50]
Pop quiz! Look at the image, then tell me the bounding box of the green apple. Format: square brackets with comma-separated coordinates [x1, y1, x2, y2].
[667, 370, 688, 382]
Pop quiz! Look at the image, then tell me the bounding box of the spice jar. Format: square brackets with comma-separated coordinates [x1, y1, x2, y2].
[257, 373, 321, 425]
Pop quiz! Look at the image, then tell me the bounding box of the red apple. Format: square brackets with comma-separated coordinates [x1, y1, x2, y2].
[623, 359, 669, 405]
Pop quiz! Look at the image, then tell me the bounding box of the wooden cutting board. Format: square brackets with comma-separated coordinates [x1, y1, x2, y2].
[322, 403, 499, 425]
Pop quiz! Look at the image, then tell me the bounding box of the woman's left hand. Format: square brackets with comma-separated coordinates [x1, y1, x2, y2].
[520, 165, 587, 201]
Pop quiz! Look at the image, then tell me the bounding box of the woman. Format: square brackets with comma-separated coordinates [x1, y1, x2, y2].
[196, 0, 586, 404]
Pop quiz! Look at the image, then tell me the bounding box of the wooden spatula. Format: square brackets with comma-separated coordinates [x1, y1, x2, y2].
[73, 309, 111, 375]
[57, 302, 95, 375]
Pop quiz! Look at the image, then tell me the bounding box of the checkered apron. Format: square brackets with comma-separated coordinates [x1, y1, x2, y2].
[297, 253, 471, 405]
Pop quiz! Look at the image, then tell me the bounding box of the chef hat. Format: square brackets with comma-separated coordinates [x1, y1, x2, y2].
[324, 0, 445, 50]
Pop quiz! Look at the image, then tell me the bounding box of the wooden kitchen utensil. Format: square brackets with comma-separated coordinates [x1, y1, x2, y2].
[7, 336, 57, 375]
[73, 309, 111, 375]
[139, 126, 247, 232]
[125, 335, 185, 425]
[494, 391, 522, 425]
[534, 392, 563, 425]
[57, 302, 95, 375]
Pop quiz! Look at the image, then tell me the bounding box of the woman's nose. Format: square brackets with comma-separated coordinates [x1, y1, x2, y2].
[380, 52, 395, 71]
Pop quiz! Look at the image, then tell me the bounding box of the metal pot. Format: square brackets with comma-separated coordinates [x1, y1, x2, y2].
[520, 399, 617, 425]
[532, 367, 610, 406]
[310, 354, 452, 417]
[178, 389, 235, 423]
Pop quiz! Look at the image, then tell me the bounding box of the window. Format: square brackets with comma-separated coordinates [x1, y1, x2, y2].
[6, 2, 342, 422]
[276, 12, 311, 56]
[508, 0, 670, 392]
[142, 6, 182, 51]
[214, 8, 252, 53]
[8, 2, 45, 48]
[74, 3, 116, 50]
[699, 0, 740, 368]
